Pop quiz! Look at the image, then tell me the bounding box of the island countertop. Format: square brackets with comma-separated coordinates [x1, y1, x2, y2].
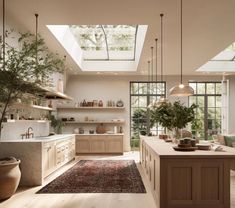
[141, 136, 235, 159]
[0, 134, 75, 143]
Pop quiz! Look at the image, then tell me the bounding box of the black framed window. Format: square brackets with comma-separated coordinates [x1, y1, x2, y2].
[189, 82, 222, 140]
[130, 81, 166, 149]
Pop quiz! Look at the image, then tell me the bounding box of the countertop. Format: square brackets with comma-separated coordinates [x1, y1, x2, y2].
[0, 134, 75, 143]
[141, 136, 235, 159]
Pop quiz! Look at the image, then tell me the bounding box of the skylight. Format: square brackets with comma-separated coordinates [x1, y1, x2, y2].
[197, 42, 235, 73]
[47, 24, 147, 72]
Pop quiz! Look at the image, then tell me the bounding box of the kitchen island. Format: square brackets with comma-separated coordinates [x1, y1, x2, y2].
[140, 136, 235, 208]
[0, 134, 75, 186]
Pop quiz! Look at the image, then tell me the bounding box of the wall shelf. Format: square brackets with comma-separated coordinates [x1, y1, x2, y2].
[64, 120, 125, 124]
[4, 120, 50, 123]
[37, 86, 73, 100]
[57, 107, 125, 110]
[12, 103, 55, 111]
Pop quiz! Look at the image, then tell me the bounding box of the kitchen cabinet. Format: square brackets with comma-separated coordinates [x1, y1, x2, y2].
[42, 141, 56, 177]
[76, 134, 123, 154]
[42, 136, 75, 178]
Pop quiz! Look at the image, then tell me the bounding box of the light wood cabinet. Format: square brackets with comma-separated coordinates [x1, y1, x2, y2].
[42, 141, 56, 177]
[43, 136, 75, 178]
[76, 134, 123, 154]
[140, 136, 233, 208]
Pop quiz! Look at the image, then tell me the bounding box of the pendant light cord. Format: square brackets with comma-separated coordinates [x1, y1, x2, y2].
[35, 13, 38, 65]
[148, 60, 151, 82]
[151, 46, 154, 81]
[2, 0, 5, 70]
[160, 14, 164, 83]
[155, 39, 158, 82]
[180, 0, 183, 84]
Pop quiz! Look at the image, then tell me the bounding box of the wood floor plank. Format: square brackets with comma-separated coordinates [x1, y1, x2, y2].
[0, 152, 156, 208]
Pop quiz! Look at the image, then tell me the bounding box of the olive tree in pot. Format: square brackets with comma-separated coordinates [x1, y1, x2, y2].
[0, 31, 64, 200]
[151, 101, 197, 139]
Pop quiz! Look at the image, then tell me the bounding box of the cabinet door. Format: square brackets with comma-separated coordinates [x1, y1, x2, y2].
[106, 139, 123, 153]
[43, 142, 55, 177]
[76, 139, 90, 153]
[90, 140, 106, 153]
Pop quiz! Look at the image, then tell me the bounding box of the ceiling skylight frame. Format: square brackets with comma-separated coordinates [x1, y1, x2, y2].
[197, 42, 235, 73]
[47, 24, 148, 72]
[81, 25, 138, 61]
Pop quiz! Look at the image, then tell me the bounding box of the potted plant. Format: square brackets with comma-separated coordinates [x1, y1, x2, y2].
[0, 31, 64, 200]
[151, 101, 197, 139]
[49, 114, 65, 134]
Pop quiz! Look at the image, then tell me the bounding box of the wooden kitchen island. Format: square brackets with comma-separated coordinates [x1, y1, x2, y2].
[140, 136, 235, 208]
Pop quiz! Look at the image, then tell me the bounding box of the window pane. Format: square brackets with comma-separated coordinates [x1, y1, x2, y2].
[131, 96, 139, 107]
[149, 83, 157, 94]
[216, 96, 221, 107]
[138, 83, 148, 94]
[216, 83, 222, 94]
[157, 83, 165, 94]
[189, 83, 197, 92]
[197, 96, 205, 107]
[139, 96, 147, 107]
[208, 108, 215, 119]
[197, 83, 205, 94]
[131, 83, 138, 94]
[208, 96, 215, 107]
[215, 108, 221, 119]
[206, 83, 215, 94]
[189, 96, 196, 106]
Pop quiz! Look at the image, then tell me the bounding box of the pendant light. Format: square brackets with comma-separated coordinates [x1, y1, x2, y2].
[148, 46, 155, 108]
[35, 13, 39, 66]
[169, 0, 194, 96]
[151, 46, 154, 81]
[149, 38, 161, 108]
[156, 13, 169, 106]
[148, 60, 151, 82]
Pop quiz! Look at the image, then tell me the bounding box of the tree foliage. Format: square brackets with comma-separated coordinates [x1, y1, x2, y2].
[0, 30, 65, 135]
[151, 101, 197, 132]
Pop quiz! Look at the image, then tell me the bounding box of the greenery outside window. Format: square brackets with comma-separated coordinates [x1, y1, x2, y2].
[130, 81, 166, 149]
[189, 82, 222, 140]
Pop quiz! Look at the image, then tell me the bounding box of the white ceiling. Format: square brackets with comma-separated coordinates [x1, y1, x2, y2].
[3, 0, 235, 75]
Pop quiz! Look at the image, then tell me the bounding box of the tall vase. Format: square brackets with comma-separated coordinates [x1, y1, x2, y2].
[174, 128, 181, 140]
[0, 158, 21, 200]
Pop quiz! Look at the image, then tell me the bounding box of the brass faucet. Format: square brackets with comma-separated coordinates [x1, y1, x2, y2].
[21, 127, 34, 140]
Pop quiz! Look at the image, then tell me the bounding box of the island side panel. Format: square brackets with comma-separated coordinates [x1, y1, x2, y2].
[160, 158, 230, 208]
[0, 142, 43, 186]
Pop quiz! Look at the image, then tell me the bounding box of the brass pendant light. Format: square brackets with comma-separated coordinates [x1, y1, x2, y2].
[169, 0, 194, 96]
[156, 13, 169, 106]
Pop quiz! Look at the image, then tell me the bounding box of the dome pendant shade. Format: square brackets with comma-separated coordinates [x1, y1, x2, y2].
[149, 96, 169, 108]
[169, 84, 194, 96]
[155, 96, 169, 107]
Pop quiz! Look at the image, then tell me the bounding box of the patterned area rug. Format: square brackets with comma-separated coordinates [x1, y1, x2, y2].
[37, 160, 146, 193]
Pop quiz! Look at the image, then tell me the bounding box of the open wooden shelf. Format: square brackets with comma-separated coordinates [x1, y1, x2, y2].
[57, 106, 125, 110]
[12, 103, 55, 111]
[4, 120, 50, 123]
[65, 120, 125, 124]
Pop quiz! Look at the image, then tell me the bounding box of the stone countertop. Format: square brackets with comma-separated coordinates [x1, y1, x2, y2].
[0, 134, 75, 143]
[141, 135, 235, 159]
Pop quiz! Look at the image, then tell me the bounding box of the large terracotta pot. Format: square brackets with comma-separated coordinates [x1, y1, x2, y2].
[0, 158, 21, 200]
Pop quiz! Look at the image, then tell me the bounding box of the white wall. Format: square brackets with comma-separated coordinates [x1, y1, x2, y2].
[1, 121, 50, 140]
[59, 74, 222, 151]
[227, 75, 235, 134]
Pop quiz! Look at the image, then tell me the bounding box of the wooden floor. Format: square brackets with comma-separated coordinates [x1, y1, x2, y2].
[1, 152, 235, 208]
[0, 152, 156, 208]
